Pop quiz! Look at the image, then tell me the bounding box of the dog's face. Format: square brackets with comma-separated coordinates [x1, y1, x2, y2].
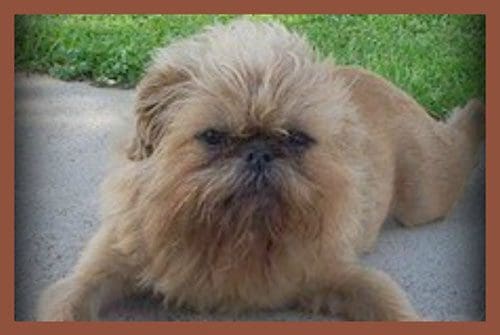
[128, 20, 355, 257]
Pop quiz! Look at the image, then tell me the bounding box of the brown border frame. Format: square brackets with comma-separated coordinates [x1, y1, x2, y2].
[1, 1, 497, 334]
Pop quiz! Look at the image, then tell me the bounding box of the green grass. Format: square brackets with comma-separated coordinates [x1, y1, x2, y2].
[15, 14, 485, 117]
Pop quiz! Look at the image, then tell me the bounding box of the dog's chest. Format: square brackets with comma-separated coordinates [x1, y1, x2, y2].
[148, 241, 322, 311]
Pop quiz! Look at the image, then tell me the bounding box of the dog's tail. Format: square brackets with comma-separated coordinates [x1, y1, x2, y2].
[445, 98, 485, 155]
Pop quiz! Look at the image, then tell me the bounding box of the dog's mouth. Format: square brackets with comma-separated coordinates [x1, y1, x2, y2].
[213, 168, 283, 220]
[231, 168, 280, 200]
[183, 164, 321, 244]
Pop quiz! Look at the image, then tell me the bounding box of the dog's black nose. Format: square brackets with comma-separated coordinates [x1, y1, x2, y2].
[245, 145, 274, 173]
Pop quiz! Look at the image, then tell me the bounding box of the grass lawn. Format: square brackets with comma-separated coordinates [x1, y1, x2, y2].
[15, 14, 484, 118]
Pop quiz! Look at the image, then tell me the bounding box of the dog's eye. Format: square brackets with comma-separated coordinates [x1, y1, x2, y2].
[286, 130, 314, 147]
[197, 129, 228, 146]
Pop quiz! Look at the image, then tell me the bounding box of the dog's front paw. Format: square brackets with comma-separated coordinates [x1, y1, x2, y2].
[36, 277, 87, 321]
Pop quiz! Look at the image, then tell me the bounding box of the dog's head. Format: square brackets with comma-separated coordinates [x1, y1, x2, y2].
[128, 19, 356, 255]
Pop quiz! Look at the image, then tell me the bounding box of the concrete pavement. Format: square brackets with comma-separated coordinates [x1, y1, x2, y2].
[14, 73, 485, 321]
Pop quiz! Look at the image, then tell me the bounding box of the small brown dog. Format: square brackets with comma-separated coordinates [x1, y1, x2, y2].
[36, 19, 484, 321]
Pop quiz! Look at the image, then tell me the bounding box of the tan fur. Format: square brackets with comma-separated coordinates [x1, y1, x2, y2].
[36, 19, 484, 321]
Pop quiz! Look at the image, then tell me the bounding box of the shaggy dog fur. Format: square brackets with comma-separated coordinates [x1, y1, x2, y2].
[36, 19, 484, 321]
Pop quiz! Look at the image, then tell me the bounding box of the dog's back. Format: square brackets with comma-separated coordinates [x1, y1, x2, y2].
[334, 66, 484, 228]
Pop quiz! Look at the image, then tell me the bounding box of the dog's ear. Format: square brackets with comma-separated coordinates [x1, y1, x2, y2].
[127, 65, 189, 161]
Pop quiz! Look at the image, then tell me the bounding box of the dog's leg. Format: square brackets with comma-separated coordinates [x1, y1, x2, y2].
[394, 99, 484, 227]
[331, 265, 420, 321]
[36, 224, 135, 321]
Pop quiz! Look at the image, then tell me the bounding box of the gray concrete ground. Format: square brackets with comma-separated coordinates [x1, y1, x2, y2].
[14, 73, 485, 321]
